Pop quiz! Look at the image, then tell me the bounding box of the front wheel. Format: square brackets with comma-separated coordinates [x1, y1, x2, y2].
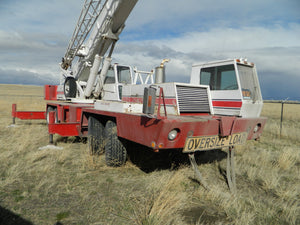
[104, 120, 127, 167]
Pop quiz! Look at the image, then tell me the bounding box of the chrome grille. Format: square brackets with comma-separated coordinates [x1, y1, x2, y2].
[176, 85, 210, 113]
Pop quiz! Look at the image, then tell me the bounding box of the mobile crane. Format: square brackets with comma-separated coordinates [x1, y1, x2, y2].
[12, 0, 267, 192]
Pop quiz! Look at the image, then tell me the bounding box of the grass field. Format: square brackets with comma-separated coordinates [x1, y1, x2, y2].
[0, 84, 299, 225]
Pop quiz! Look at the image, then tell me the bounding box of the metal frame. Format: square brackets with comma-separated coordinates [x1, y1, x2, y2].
[62, 0, 105, 69]
[12, 104, 46, 124]
[264, 100, 300, 137]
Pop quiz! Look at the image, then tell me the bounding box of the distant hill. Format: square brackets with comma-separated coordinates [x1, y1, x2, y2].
[0, 68, 58, 86]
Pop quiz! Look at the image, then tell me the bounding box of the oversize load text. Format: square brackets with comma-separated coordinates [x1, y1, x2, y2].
[183, 132, 248, 152]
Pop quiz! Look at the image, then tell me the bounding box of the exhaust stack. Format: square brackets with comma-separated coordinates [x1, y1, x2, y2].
[155, 59, 170, 83]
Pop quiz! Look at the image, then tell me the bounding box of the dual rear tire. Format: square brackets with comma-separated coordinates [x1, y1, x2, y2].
[88, 117, 127, 167]
[88, 116, 105, 155]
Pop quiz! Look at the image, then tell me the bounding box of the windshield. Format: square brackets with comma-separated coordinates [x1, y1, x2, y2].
[104, 68, 116, 84]
[117, 66, 132, 84]
[200, 64, 238, 90]
[104, 66, 132, 84]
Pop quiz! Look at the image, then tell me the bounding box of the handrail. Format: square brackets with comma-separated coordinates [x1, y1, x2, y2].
[157, 87, 167, 119]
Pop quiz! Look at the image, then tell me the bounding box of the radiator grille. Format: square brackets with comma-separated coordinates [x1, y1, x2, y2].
[176, 85, 210, 113]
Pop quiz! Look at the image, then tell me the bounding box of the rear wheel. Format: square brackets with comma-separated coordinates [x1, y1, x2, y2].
[104, 120, 127, 167]
[88, 116, 105, 155]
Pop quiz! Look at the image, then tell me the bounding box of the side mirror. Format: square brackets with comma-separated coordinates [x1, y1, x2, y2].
[143, 87, 156, 114]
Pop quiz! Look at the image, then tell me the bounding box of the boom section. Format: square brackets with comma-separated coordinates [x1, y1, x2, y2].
[62, 0, 138, 83]
[62, 0, 104, 70]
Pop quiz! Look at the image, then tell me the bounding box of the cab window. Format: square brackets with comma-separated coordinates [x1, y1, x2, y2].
[237, 65, 259, 100]
[200, 64, 238, 90]
[117, 66, 132, 84]
[104, 68, 116, 84]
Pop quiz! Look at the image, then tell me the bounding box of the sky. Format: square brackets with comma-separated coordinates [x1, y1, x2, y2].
[0, 0, 299, 100]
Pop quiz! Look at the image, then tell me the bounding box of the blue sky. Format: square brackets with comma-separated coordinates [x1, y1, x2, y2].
[0, 0, 299, 100]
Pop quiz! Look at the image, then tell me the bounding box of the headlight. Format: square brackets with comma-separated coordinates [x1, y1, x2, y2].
[168, 129, 178, 141]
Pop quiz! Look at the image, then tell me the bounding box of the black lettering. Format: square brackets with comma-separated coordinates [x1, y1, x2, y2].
[237, 134, 242, 144]
[204, 138, 210, 148]
[221, 138, 225, 146]
[194, 139, 201, 149]
[233, 135, 238, 144]
[216, 137, 221, 147]
[188, 139, 194, 150]
[199, 138, 205, 149]
[210, 137, 215, 148]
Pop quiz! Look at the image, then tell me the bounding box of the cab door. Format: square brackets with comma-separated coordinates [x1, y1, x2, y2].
[237, 64, 263, 117]
[102, 65, 133, 101]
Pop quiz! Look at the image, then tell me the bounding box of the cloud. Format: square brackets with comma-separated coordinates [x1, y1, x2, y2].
[152, 24, 300, 52]
[125, 0, 300, 39]
[260, 71, 300, 100]
[0, 0, 299, 100]
[0, 68, 57, 85]
[114, 23, 300, 99]
[0, 29, 65, 81]
[0, 30, 64, 52]
[116, 24, 300, 69]
[0, 0, 81, 34]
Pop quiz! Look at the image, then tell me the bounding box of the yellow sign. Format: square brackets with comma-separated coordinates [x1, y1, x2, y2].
[183, 132, 248, 153]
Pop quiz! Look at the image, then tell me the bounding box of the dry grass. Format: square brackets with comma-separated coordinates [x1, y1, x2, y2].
[0, 84, 299, 225]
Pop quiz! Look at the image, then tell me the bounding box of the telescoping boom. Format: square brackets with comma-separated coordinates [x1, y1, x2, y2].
[60, 0, 138, 99]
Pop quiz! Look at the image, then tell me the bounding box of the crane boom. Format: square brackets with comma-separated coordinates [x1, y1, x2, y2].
[61, 0, 104, 70]
[60, 0, 138, 99]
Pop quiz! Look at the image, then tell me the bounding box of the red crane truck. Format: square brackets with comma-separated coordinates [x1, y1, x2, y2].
[11, 0, 266, 191]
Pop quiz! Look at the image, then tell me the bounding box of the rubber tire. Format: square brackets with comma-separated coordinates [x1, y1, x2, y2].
[88, 116, 105, 155]
[104, 120, 127, 167]
[64, 77, 77, 98]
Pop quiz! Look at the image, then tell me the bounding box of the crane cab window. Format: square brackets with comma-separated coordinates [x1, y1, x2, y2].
[200, 64, 238, 90]
[117, 66, 132, 84]
[104, 68, 116, 84]
[104, 66, 132, 84]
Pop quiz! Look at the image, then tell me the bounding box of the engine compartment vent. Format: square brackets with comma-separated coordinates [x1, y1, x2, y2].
[176, 85, 210, 113]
